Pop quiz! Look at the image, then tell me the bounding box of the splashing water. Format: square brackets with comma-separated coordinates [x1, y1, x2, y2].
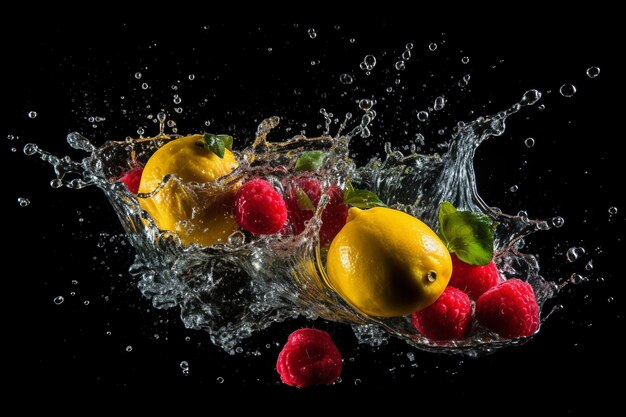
[24, 87, 568, 356]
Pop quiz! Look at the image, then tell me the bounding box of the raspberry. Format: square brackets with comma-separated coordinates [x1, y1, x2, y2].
[476, 278, 539, 338]
[118, 166, 143, 194]
[319, 185, 349, 244]
[285, 178, 348, 244]
[285, 177, 322, 235]
[234, 178, 287, 234]
[449, 254, 501, 300]
[276, 328, 342, 388]
[411, 286, 472, 341]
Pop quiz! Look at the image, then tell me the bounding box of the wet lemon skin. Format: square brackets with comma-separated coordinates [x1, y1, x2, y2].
[138, 134, 238, 246]
[326, 207, 452, 317]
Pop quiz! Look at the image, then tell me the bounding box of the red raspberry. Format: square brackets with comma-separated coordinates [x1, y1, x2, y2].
[276, 328, 342, 388]
[449, 254, 501, 300]
[233, 178, 287, 234]
[285, 178, 348, 244]
[118, 166, 143, 194]
[285, 177, 322, 235]
[319, 185, 349, 245]
[411, 286, 472, 341]
[476, 279, 539, 338]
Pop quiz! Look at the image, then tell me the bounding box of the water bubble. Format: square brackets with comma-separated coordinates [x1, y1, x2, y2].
[608, 206, 617, 215]
[204, 120, 211, 127]
[340, 73, 353, 85]
[106, 331, 112, 336]
[406, 42, 414, 49]
[235, 347, 243, 354]
[551, 216, 564, 228]
[137, 127, 145, 137]
[359, 99, 373, 111]
[417, 111, 429, 122]
[23, 143, 38, 155]
[84, 300, 90, 306]
[167, 120, 176, 128]
[126, 345, 133, 352]
[180, 361, 189, 370]
[434, 96, 446, 111]
[173, 95, 182, 104]
[362, 55, 376, 70]
[569, 273, 587, 285]
[216, 376, 224, 384]
[428, 43, 437, 51]
[28, 111, 37, 119]
[17, 197, 30, 207]
[461, 56, 470, 64]
[50, 179, 63, 188]
[402, 49, 411, 60]
[354, 379, 362, 386]
[525, 137, 535, 148]
[188, 74, 195, 81]
[510, 185, 519, 192]
[308, 28, 317, 39]
[53, 296, 64, 305]
[585, 260, 594, 271]
[310, 61, 316, 66]
[559, 84, 576, 97]
[586, 66, 600, 78]
[566, 247, 579, 262]
[134, 72, 142, 79]
[386, 87, 393, 93]
[141, 83, 149, 90]
[174, 107, 183, 114]
[395, 61, 405, 71]
[349, 38, 356, 43]
[7, 134, 15, 140]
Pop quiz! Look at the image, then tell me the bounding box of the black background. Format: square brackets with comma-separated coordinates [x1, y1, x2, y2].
[3, 21, 624, 409]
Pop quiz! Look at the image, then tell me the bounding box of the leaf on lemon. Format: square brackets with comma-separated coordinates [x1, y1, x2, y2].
[343, 182, 386, 209]
[197, 133, 234, 158]
[295, 188, 316, 211]
[294, 151, 326, 172]
[438, 201, 494, 266]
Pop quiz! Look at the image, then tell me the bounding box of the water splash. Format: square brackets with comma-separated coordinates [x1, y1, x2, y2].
[25, 89, 569, 356]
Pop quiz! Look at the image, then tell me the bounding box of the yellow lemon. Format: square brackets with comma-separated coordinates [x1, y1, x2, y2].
[138, 134, 238, 246]
[326, 207, 452, 317]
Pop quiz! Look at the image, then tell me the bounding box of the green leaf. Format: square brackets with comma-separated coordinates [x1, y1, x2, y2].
[343, 183, 386, 209]
[438, 202, 494, 266]
[295, 188, 316, 211]
[198, 133, 234, 158]
[295, 151, 326, 172]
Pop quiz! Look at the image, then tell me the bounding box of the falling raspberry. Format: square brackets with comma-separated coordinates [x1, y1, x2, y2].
[276, 328, 342, 388]
[449, 254, 501, 300]
[412, 286, 473, 341]
[233, 178, 288, 234]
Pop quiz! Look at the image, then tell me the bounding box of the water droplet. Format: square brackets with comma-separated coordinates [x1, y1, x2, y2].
[28, 111, 37, 119]
[106, 331, 112, 336]
[173, 95, 182, 104]
[434, 96, 446, 111]
[349, 38, 356, 44]
[551, 216, 564, 228]
[406, 42, 414, 49]
[308, 28, 317, 39]
[566, 247, 579, 262]
[354, 379, 362, 386]
[394, 60, 405, 71]
[126, 345, 133, 352]
[340, 73, 353, 85]
[134, 72, 142, 79]
[167, 120, 176, 128]
[235, 347, 243, 354]
[188, 74, 195, 81]
[359, 99, 373, 111]
[216, 376, 224, 384]
[7, 134, 15, 140]
[53, 296, 64, 305]
[510, 185, 519, 192]
[402, 49, 411, 60]
[406, 352, 415, 361]
[585, 260, 594, 271]
[521, 89, 542, 106]
[84, 300, 90, 306]
[362, 55, 376, 70]
[180, 360, 189, 370]
[17, 197, 30, 207]
[428, 43, 437, 51]
[228, 231, 245, 246]
[461, 56, 470, 64]
[204, 120, 211, 127]
[608, 296, 614, 303]
[569, 273, 587, 285]
[586, 66, 600, 78]
[538, 104, 546, 111]
[608, 206, 617, 215]
[525, 137, 535, 148]
[137, 127, 145, 137]
[174, 107, 183, 114]
[559, 84, 576, 98]
[23, 143, 38, 155]
[417, 111, 429, 122]
[141, 83, 149, 90]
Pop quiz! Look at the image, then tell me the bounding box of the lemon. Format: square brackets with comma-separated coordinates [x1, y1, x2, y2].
[138, 134, 238, 247]
[326, 207, 452, 317]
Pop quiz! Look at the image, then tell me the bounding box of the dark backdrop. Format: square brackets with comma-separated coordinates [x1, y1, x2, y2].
[3, 21, 623, 409]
